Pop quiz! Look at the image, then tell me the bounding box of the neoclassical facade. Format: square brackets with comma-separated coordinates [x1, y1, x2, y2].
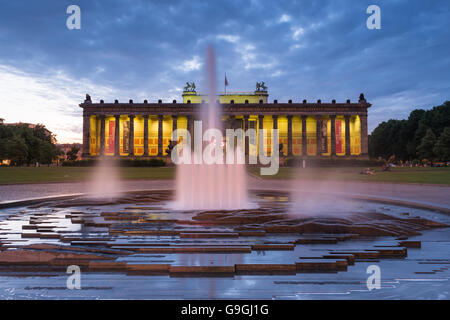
[80, 89, 371, 159]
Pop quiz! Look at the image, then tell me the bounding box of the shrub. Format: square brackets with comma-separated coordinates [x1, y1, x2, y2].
[62, 158, 166, 167]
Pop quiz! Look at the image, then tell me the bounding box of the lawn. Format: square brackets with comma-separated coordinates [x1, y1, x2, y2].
[0, 166, 449, 185]
[247, 166, 450, 185]
[0, 166, 175, 184]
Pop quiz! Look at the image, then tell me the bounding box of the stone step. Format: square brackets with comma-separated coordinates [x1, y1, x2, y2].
[366, 247, 407, 258]
[295, 238, 338, 244]
[169, 265, 235, 276]
[399, 240, 421, 248]
[235, 264, 296, 274]
[331, 250, 381, 259]
[295, 259, 348, 272]
[120, 246, 252, 253]
[179, 233, 239, 238]
[126, 263, 170, 275]
[252, 244, 294, 251]
[237, 230, 266, 237]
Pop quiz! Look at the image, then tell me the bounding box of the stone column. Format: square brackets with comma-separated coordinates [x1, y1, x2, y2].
[128, 115, 135, 156]
[100, 115, 105, 156]
[143, 115, 149, 156]
[157, 115, 163, 156]
[330, 115, 336, 156]
[301, 116, 307, 156]
[258, 115, 264, 130]
[345, 115, 351, 156]
[172, 115, 178, 142]
[287, 115, 293, 156]
[114, 115, 120, 156]
[315, 116, 321, 156]
[244, 115, 249, 156]
[360, 114, 368, 156]
[229, 115, 236, 130]
[82, 113, 90, 157]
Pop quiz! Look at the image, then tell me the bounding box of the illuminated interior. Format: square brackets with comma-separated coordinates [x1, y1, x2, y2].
[89, 115, 100, 155]
[262, 115, 274, 156]
[88, 113, 361, 158]
[306, 116, 317, 156]
[278, 116, 288, 156]
[134, 116, 144, 156]
[350, 115, 361, 155]
[292, 116, 302, 156]
[148, 116, 159, 156]
[335, 115, 346, 156]
[105, 116, 115, 156]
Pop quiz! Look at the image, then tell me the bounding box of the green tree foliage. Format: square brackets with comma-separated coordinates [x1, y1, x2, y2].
[433, 127, 450, 161]
[0, 123, 61, 166]
[369, 101, 450, 161]
[66, 145, 80, 161]
[417, 128, 436, 160]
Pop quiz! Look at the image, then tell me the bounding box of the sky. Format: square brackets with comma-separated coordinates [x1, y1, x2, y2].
[0, 0, 449, 143]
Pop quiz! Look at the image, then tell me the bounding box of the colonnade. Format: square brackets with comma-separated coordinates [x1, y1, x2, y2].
[83, 113, 368, 157]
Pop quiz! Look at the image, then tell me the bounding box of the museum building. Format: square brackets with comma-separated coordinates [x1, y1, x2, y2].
[79, 85, 371, 159]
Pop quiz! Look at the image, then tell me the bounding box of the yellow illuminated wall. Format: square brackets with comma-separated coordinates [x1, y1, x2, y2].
[306, 116, 317, 156]
[350, 115, 361, 155]
[162, 116, 173, 155]
[134, 116, 144, 156]
[262, 115, 274, 155]
[89, 116, 100, 155]
[248, 115, 258, 157]
[105, 116, 115, 156]
[292, 116, 302, 156]
[182, 92, 268, 104]
[335, 116, 346, 156]
[148, 116, 159, 156]
[278, 116, 288, 156]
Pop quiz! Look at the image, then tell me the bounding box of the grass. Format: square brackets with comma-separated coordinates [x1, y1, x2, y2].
[0, 166, 449, 185]
[0, 166, 175, 184]
[248, 166, 450, 185]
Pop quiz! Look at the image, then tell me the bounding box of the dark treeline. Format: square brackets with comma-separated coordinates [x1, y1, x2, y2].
[0, 123, 61, 166]
[369, 101, 450, 162]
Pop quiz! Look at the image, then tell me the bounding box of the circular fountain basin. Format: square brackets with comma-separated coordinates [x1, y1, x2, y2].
[0, 190, 449, 299]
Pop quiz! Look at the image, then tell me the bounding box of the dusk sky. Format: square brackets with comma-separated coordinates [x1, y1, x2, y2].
[0, 0, 449, 143]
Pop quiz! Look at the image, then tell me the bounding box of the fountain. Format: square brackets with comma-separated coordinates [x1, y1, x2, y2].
[173, 46, 249, 210]
[0, 48, 448, 300]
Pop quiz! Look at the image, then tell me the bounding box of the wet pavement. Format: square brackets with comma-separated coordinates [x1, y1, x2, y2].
[1, 177, 449, 211]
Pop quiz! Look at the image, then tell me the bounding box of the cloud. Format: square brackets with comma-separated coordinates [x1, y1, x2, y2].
[216, 34, 240, 43]
[291, 26, 305, 40]
[175, 56, 202, 72]
[0, 0, 449, 140]
[278, 14, 291, 23]
[0, 64, 145, 143]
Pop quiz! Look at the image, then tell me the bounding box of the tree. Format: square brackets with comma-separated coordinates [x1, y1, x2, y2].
[4, 136, 28, 165]
[433, 127, 450, 161]
[417, 128, 436, 160]
[0, 123, 60, 166]
[66, 145, 80, 161]
[38, 141, 61, 165]
[369, 101, 450, 161]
